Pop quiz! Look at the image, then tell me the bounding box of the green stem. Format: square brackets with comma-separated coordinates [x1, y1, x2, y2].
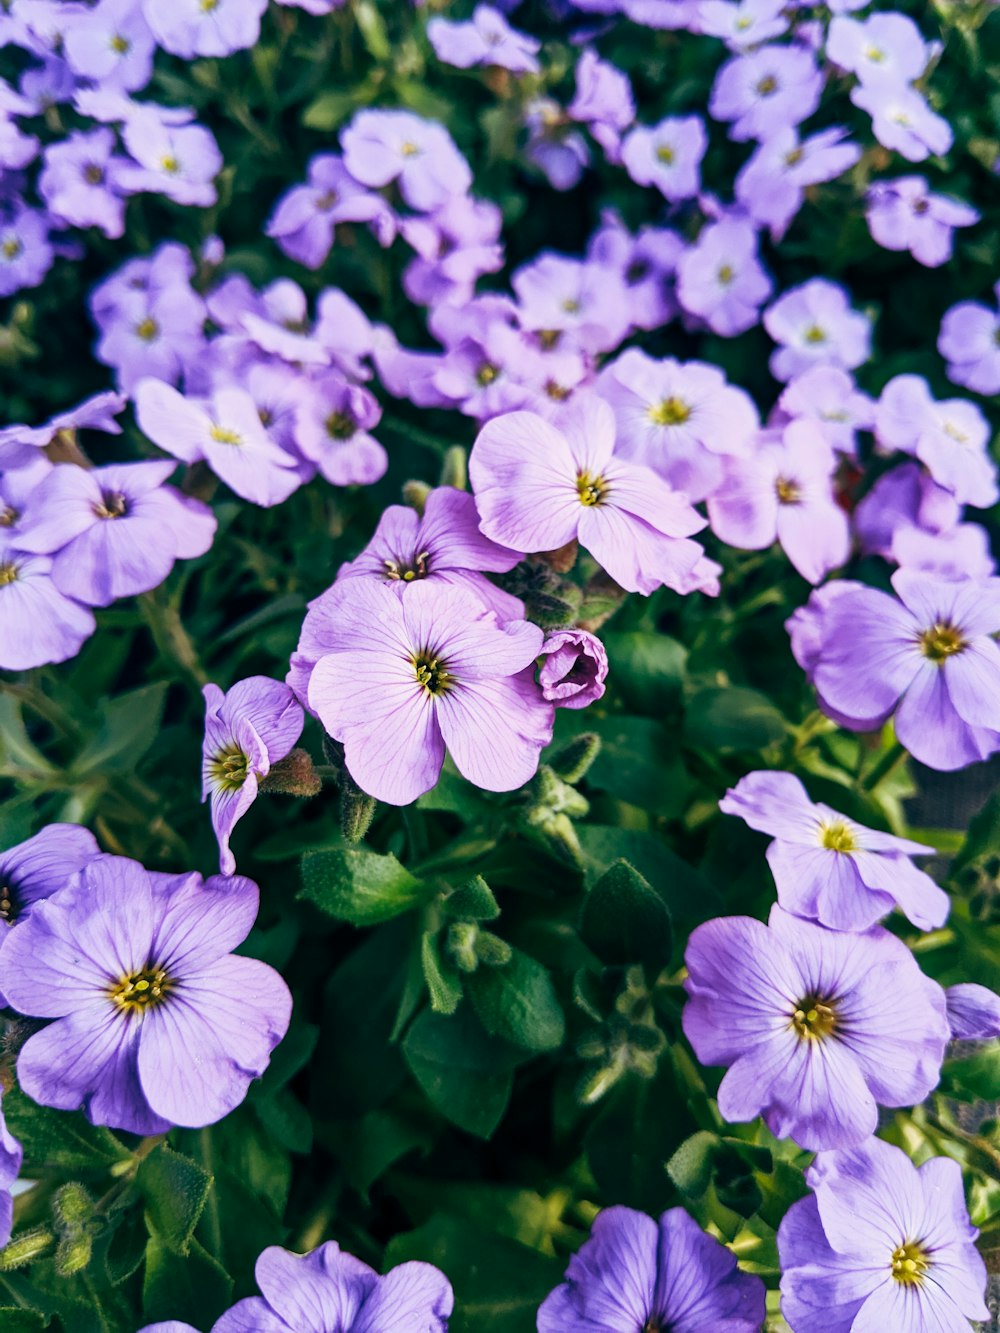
[860, 739, 907, 792]
[198, 1128, 224, 1261]
[138, 592, 207, 690]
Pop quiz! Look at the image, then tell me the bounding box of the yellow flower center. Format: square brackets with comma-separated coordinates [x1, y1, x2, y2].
[920, 622, 966, 663]
[0, 883, 14, 924]
[865, 45, 886, 62]
[316, 189, 338, 211]
[648, 396, 692, 427]
[325, 411, 357, 441]
[384, 550, 430, 582]
[93, 491, 128, 520]
[0, 506, 17, 528]
[791, 995, 837, 1041]
[576, 470, 609, 507]
[561, 298, 581, 314]
[208, 744, 249, 791]
[400, 141, 420, 157]
[210, 425, 243, 446]
[803, 324, 827, 344]
[475, 362, 499, 387]
[136, 317, 159, 342]
[413, 654, 452, 695]
[717, 264, 734, 285]
[109, 965, 172, 1013]
[0, 561, 19, 586]
[200, 0, 220, 11]
[784, 147, 804, 166]
[656, 144, 675, 164]
[820, 820, 857, 853]
[891, 1241, 930, 1286]
[775, 477, 801, 505]
[1, 237, 22, 260]
[756, 75, 778, 95]
[83, 163, 105, 185]
[159, 155, 180, 174]
[110, 33, 130, 53]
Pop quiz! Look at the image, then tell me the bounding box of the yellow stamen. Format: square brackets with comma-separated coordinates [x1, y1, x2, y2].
[775, 477, 801, 505]
[919, 622, 965, 663]
[208, 744, 249, 791]
[648, 396, 692, 427]
[576, 470, 608, 507]
[820, 820, 857, 853]
[109, 965, 171, 1013]
[413, 654, 452, 695]
[891, 1241, 930, 1286]
[791, 995, 837, 1041]
[210, 425, 243, 446]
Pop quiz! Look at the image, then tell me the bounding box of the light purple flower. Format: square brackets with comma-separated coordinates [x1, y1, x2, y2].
[810, 569, 1000, 771]
[874, 374, 998, 508]
[621, 114, 707, 200]
[735, 127, 861, 239]
[470, 396, 711, 597]
[120, 110, 222, 208]
[698, 0, 787, 50]
[676, 217, 773, 337]
[427, 4, 540, 74]
[683, 905, 951, 1150]
[708, 421, 850, 583]
[0, 204, 53, 297]
[946, 983, 1000, 1040]
[0, 545, 95, 670]
[866, 176, 978, 267]
[266, 154, 396, 270]
[567, 49, 635, 160]
[38, 127, 132, 238]
[938, 284, 1000, 396]
[538, 629, 608, 710]
[202, 677, 304, 875]
[341, 108, 472, 212]
[0, 1090, 20, 1249]
[0, 856, 292, 1133]
[213, 1242, 453, 1333]
[764, 279, 872, 382]
[307, 579, 553, 805]
[512, 252, 631, 355]
[779, 1136, 988, 1333]
[523, 100, 591, 191]
[586, 215, 683, 332]
[720, 770, 947, 931]
[778, 366, 874, 456]
[538, 1206, 765, 1332]
[63, 0, 156, 91]
[135, 380, 302, 508]
[709, 45, 822, 142]
[142, 0, 268, 57]
[827, 13, 931, 86]
[292, 375, 387, 488]
[597, 347, 758, 502]
[16, 460, 215, 607]
[851, 83, 952, 163]
[401, 195, 503, 308]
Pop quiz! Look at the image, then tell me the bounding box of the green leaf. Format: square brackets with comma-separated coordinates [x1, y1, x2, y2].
[136, 1145, 212, 1257]
[603, 631, 688, 715]
[298, 848, 428, 925]
[0, 696, 57, 779]
[3, 1089, 129, 1171]
[683, 686, 787, 752]
[442, 875, 500, 922]
[142, 1236, 232, 1329]
[942, 1045, 1000, 1101]
[467, 948, 566, 1052]
[576, 826, 721, 923]
[323, 1109, 436, 1200]
[667, 1130, 719, 1198]
[582, 858, 673, 969]
[555, 713, 689, 818]
[0, 1311, 46, 1331]
[402, 1007, 523, 1139]
[73, 683, 168, 775]
[421, 932, 464, 1015]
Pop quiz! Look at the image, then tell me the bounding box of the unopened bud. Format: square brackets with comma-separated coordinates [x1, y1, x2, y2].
[259, 748, 322, 797]
[53, 1183, 94, 1233]
[531, 765, 590, 819]
[446, 921, 480, 973]
[439, 445, 467, 492]
[542, 538, 578, 575]
[340, 779, 378, 844]
[474, 931, 512, 967]
[402, 480, 431, 515]
[55, 1231, 92, 1277]
[522, 808, 584, 869]
[0, 1228, 54, 1270]
[548, 732, 601, 784]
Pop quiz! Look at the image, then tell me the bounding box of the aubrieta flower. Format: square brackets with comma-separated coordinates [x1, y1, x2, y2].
[874, 374, 998, 509]
[470, 396, 713, 597]
[523, 99, 591, 192]
[0, 544, 96, 670]
[708, 421, 850, 584]
[538, 629, 608, 710]
[946, 982, 1000, 1040]
[16, 460, 216, 606]
[307, 579, 553, 805]
[851, 83, 952, 163]
[0, 856, 292, 1133]
[120, 110, 223, 208]
[567, 49, 635, 160]
[586, 216, 683, 332]
[698, 0, 787, 50]
[537, 1205, 766, 1332]
[827, 12, 931, 86]
[735, 127, 862, 240]
[427, 4, 540, 74]
[142, 0, 268, 57]
[202, 677, 304, 875]
[266, 154, 396, 270]
[402, 194, 504, 308]
[809, 569, 1000, 771]
[778, 366, 874, 456]
[676, 217, 773, 337]
[213, 1242, 454, 1333]
[709, 44, 822, 143]
[0, 1092, 21, 1249]
[778, 1136, 989, 1332]
[135, 380, 302, 508]
[620, 114, 707, 200]
[0, 204, 53, 298]
[341, 108, 472, 212]
[597, 347, 758, 503]
[763, 279, 871, 382]
[720, 770, 948, 931]
[866, 177, 979, 268]
[512, 252, 631, 355]
[0, 389, 127, 470]
[683, 905, 951, 1150]
[938, 282, 1000, 396]
[63, 0, 156, 91]
[38, 127, 132, 239]
[292, 375, 388, 488]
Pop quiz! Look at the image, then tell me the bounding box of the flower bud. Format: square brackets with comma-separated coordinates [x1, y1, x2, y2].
[548, 732, 601, 784]
[53, 1183, 94, 1233]
[259, 748, 322, 797]
[0, 1228, 54, 1271]
[438, 445, 468, 492]
[55, 1231, 92, 1277]
[402, 479, 432, 515]
[538, 629, 608, 710]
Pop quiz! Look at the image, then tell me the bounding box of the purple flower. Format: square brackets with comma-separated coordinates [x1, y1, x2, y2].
[38, 127, 131, 238]
[538, 1205, 765, 1332]
[676, 217, 773, 336]
[778, 1137, 988, 1333]
[402, 195, 504, 308]
[597, 347, 758, 502]
[427, 5, 540, 73]
[523, 100, 591, 191]
[939, 284, 1000, 396]
[120, 111, 222, 208]
[809, 570, 1000, 771]
[135, 380, 302, 508]
[567, 49, 635, 159]
[307, 579, 552, 804]
[698, 0, 788, 50]
[866, 176, 979, 267]
[538, 629, 608, 709]
[683, 905, 950, 1150]
[0, 391, 127, 471]
[63, 0, 156, 91]
[337, 486, 522, 619]
[708, 421, 850, 583]
[709, 45, 822, 142]
[851, 84, 952, 163]
[15, 460, 216, 606]
[0, 546, 95, 670]
[0, 1091, 20, 1248]
[0, 204, 53, 297]
[266, 154, 396, 270]
[292, 374, 388, 488]
[470, 396, 711, 597]
[202, 677, 304, 875]
[621, 114, 707, 200]
[874, 374, 998, 508]
[827, 13, 931, 86]
[143, 0, 268, 57]
[0, 856, 292, 1132]
[341, 109, 472, 212]
[763, 279, 871, 382]
[946, 983, 1000, 1040]
[778, 366, 874, 457]
[586, 215, 683, 333]
[720, 770, 947, 931]
[213, 1242, 453, 1333]
[735, 127, 861, 239]
[512, 252, 631, 355]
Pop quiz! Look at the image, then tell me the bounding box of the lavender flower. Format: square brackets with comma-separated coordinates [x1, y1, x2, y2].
[38, 127, 132, 238]
[621, 114, 707, 200]
[538, 1205, 765, 1332]
[523, 100, 590, 191]
[778, 366, 874, 456]
[0, 547, 95, 670]
[120, 110, 222, 208]
[938, 284, 1000, 396]
[63, 0, 156, 91]
[763, 279, 871, 382]
[470, 396, 712, 597]
[202, 677, 304, 875]
[567, 49, 635, 159]
[683, 905, 951, 1150]
[291, 375, 387, 488]
[709, 45, 822, 143]
[538, 629, 608, 709]
[586, 216, 683, 333]
[266, 154, 396, 270]
[851, 84, 952, 163]
[866, 177, 979, 267]
[778, 1136, 989, 1332]
[213, 1242, 453, 1333]
[512, 252, 631, 355]
[0, 204, 53, 298]
[809, 570, 1000, 771]
[427, 5, 540, 74]
[0, 1092, 20, 1248]
[720, 770, 947, 931]
[0, 856, 292, 1133]
[827, 12, 931, 86]
[401, 195, 504, 308]
[341, 109, 472, 212]
[735, 127, 861, 239]
[946, 983, 1000, 1040]
[698, 0, 787, 50]
[676, 217, 773, 337]
[143, 0, 268, 57]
